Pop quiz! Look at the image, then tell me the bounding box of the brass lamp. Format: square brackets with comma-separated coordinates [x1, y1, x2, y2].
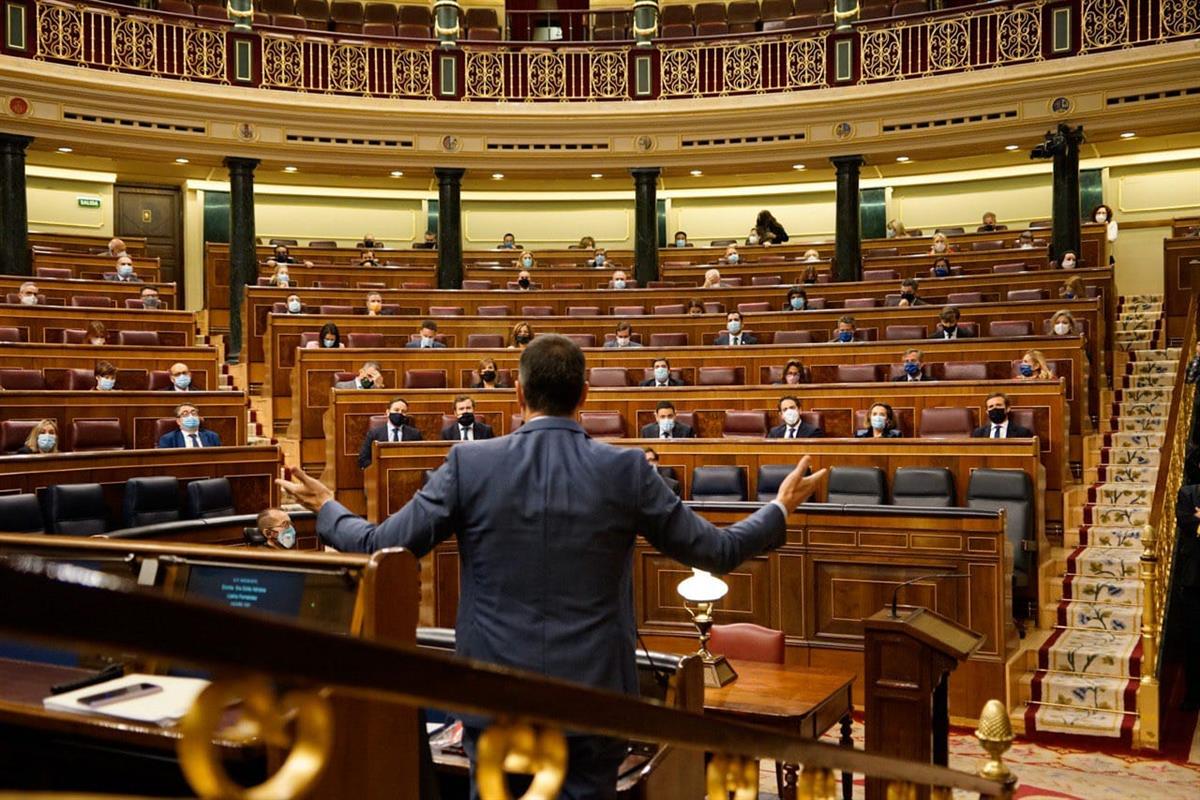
[677, 569, 736, 687]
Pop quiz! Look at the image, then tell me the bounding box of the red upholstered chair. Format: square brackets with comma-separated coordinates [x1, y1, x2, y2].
[477, 305, 511, 316]
[256, 277, 274, 286]
[892, 0, 929, 14]
[521, 306, 554, 317]
[805, 297, 827, 309]
[660, 22, 694, 37]
[588, 367, 630, 387]
[567, 306, 601, 317]
[397, 22, 432, 37]
[402, 282, 432, 289]
[0, 327, 25, 343]
[0, 369, 46, 390]
[863, 269, 899, 281]
[195, 4, 230, 19]
[429, 306, 464, 316]
[844, 297, 879, 309]
[347, 332, 384, 348]
[70, 418, 126, 452]
[60, 329, 88, 344]
[466, 334, 504, 348]
[703, 302, 725, 314]
[6, 293, 44, 305]
[319, 305, 354, 315]
[939, 362, 988, 381]
[315, 281, 350, 289]
[771, 330, 815, 344]
[653, 304, 685, 315]
[299, 332, 320, 348]
[333, 372, 357, 385]
[836, 364, 883, 383]
[917, 407, 975, 438]
[1008, 408, 1037, 437]
[971, 240, 1006, 251]
[67, 368, 97, 390]
[946, 291, 982, 306]
[885, 324, 927, 340]
[867, 246, 899, 257]
[722, 277, 744, 286]
[1006, 289, 1047, 302]
[507, 282, 543, 290]
[362, 21, 396, 35]
[698, 366, 744, 386]
[357, 281, 386, 289]
[552, 282, 583, 290]
[295, 0, 331, 28]
[648, 332, 688, 347]
[727, 0, 761, 31]
[565, 333, 596, 348]
[737, 302, 771, 313]
[761, 0, 795, 22]
[330, 0, 363, 31]
[405, 369, 447, 389]
[35, 267, 72, 279]
[118, 330, 161, 346]
[148, 370, 172, 391]
[708, 623, 785, 664]
[988, 320, 1034, 337]
[992, 262, 1026, 274]
[1, 419, 39, 453]
[750, 275, 783, 286]
[722, 410, 769, 440]
[612, 305, 646, 316]
[579, 411, 625, 439]
[462, 280, 493, 290]
[758, 255, 787, 264]
[149, 417, 178, 445]
[363, 0, 397, 23]
[1029, 219, 1051, 228]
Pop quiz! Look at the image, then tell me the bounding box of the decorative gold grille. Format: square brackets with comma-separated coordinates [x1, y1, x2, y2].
[660, 34, 827, 97]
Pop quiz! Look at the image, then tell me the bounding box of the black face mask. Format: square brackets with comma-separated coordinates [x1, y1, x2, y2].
[987, 408, 1007, 424]
[275, 253, 288, 261]
[458, 412, 475, 427]
[518, 278, 530, 289]
[480, 370, 497, 383]
[360, 377, 374, 390]
[901, 291, 914, 301]
[389, 412, 407, 427]
[515, 334, 531, 345]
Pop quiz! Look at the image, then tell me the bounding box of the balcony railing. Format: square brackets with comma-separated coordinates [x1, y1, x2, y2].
[3, 0, 1197, 101]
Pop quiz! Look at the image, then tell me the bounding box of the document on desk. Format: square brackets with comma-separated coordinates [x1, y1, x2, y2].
[43, 674, 210, 727]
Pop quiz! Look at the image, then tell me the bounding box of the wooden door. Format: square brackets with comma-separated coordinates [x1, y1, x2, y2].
[115, 185, 184, 304]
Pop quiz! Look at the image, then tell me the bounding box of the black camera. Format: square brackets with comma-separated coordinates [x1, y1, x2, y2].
[1030, 124, 1083, 160]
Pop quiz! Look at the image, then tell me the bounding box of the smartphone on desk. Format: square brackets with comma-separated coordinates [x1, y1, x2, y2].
[78, 682, 162, 708]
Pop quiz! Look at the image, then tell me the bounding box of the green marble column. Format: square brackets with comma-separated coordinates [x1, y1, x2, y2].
[831, 154, 865, 282]
[435, 167, 465, 289]
[0, 134, 32, 276]
[224, 156, 259, 364]
[631, 167, 661, 287]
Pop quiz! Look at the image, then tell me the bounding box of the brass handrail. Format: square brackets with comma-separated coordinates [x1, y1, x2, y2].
[0, 558, 1014, 798]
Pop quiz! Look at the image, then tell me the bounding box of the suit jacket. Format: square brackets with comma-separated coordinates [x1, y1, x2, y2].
[104, 274, 143, 283]
[970, 422, 1035, 438]
[334, 378, 370, 390]
[441, 421, 496, 441]
[638, 378, 684, 387]
[404, 340, 447, 349]
[929, 328, 975, 340]
[602, 340, 643, 349]
[157, 428, 222, 448]
[318, 416, 786, 700]
[638, 421, 696, 439]
[767, 421, 823, 439]
[358, 424, 423, 468]
[713, 332, 759, 346]
[1175, 485, 1200, 588]
[660, 473, 681, 497]
[892, 374, 935, 382]
[855, 429, 903, 438]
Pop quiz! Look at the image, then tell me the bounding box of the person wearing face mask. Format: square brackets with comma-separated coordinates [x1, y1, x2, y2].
[672, 231, 690, 248]
[305, 322, 345, 349]
[1048, 310, 1077, 337]
[472, 359, 509, 389]
[639, 358, 683, 387]
[588, 248, 608, 268]
[405, 319, 446, 348]
[642, 448, 681, 496]
[715, 311, 758, 345]
[105, 255, 143, 283]
[167, 362, 194, 391]
[499, 233, 517, 250]
[268, 245, 298, 266]
[508, 322, 534, 350]
[971, 392, 1034, 439]
[365, 292, 388, 317]
[16, 281, 40, 306]
[1059, 276, 1085, 301]
[721, 245, 741, 265]
[604, 321, 643, 349]
[892, 348, 933, 382]
[1017, 350, 1053, 380]
[799, 263, 819, 285]
[832, 315, 857, 343]
[1091, 203, 1118, 251]
[268, 263, 292, 287]
[892, 277, 926, 307]
[1017, 230, 1037, 249]
[18, 419, 59, 454]
[358, 249, 380, 267]
[930, 306, 973, 340]
[157, 403, 222, 448]
[84, 321, 107, 346]
[139, 287, 163, 310]
[1056, 250, 1080, 270]
[361, 234, 382, 249]
[856, 402, 902, 439]
[784, 287, 808, 312]
[441, 395, 496, 442]
[886, 220, 910, 239]
[608, 269, 631, 290]
[514, 270, 536, 291]
[930, 257, 953, 278]
[754, 210, 789, 246]
[977, 212, 1005, 233]
[774, 359, 805, 386]
[98, 237, 128, 258]
[745, 227, 761, 246]
[335, 362, 385, 391]
[639, 400, 695, 439]
[802, 249, 821, 263]
[413, 231, 438, 249]
[256, 508, 299, 549]
[702, 268, 724, 289]
[517, 251, 536, 271]
[93, 360, 119, 391]
[358, 397, 423, 467]
[928, 233, 950, 255]
[767, 396, 823, 438]
[284, 294, 304, 314]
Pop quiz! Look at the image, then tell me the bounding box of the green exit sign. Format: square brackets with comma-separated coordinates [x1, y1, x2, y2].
[77, 197, 101, 208]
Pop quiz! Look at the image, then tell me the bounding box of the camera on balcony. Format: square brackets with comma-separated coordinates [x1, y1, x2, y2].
[1030, 123, 1084, 160]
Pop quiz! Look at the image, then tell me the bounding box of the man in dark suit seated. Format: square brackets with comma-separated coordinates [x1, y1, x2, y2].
[895, 277, 927, 307]
[166, 362, 194, 391]
[767, 395, 824, 438]
[832, 315, 857, 343]
[714, 311, 758, 346]
[639, 400, 696, 439]
[105, 255, 143, 283]
[971, 392, 1035, 438]
[639, 357, 684, 388]
[359, 397, 423, 468]
[277, 333, 827, 799]
[139, 286, 162, 310]
[441, 395, 495, 442]
[405, 319, 446, 349]
[893, 348, 935, 382]
[157, 402, 222, 448]
[98, 237, 127, 258]
[413, 230, 437, 249]
[930, 306, 973, 340]
[643, 447, 681, 496]
[335, 362, 384, 391]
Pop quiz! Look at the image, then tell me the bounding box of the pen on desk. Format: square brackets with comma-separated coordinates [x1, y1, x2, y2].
[49, 663, 125, 696]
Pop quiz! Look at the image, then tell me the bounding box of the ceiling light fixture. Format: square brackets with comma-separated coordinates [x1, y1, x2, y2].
[590, 173, 603, 179]
[1004, 145, 1019, 151]
[689, 169, 703, 176]
[283, 166, 298, 173]
[175, 157, 190, 164]
[792, 164, 806, 170]
[491, 172, 504, 180]
[390, 170, 404, 177]
[1120, 131, 1136, 139]
[56, 146, 73, 153]
[895, 156, 910, 163]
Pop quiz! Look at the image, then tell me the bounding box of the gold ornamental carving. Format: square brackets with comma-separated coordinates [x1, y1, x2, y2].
[1081, 0, 1128, 50]
[262, 36, 304, 89]
[36, 2, 83, 61]
[112, 16, 158, 73]
[927, 19, 969, 72]
[329, 43, 368, 93]
[1161, 0, 1200, 36]
[660, 47, 699, 97]
[392, 47, 432, 97]
[589, 50, 627, 99]
[997, 7, 1042, 63]
[466, 50, 505, 99]
[184, 26, 227, 80]
[723, 44, 761, 93]
[787, 37, 826, 88]
[475, 720, 567, 800]
[861, 28, 902, 81]
[527, 51, 566, 99]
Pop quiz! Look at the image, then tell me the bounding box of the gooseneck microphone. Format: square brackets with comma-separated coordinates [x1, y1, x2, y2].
[890, 572, 971, 618]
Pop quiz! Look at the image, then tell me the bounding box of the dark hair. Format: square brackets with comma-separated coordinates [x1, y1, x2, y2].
[685, 299, 705, 313]
[778, 395, 800, 410]
[727, 310, 743, 321]
[85, 321, 107, 339]
[940, 306, 960, 322]
[503, 232, 514, 238]
[643, 446, 660, 459]
[787, 286, 807, 301]
[319, 322, 341, 345]
[838, 315, 856, 326]
[616, 321, 633, 334]
[756, 209, 778, 229]
[421, 319, 438, 331]
[673, 231, 687, 239]
[1092, 203, 1114, 222]
[652, 357, 670, 369]
[655, 400, 676, 412]
[454, 394, 473, 406]
[933, 256, 951, 270]
[389, 397, 409, 409]
[94, 360, 117, 378]
[518, 334, 585, 417]
[900, 278, 919, 290]
[868, 402, 895, 428]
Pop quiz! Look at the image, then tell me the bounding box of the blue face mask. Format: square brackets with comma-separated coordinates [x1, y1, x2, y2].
[97, 376, 115, 391]
[522, 257, 533, 268]
[277, 275, 289, 285]
[727, 320, 742, 334]
[1064, 291, 1075, 300]
[180, 414, 200, 430]
[933, 267, 949, 278]
[117, 264, 134, 278]
[658, 417, 675, 434]
[277, 525, 297, 549]
[613, 279, 626, 290]
[904, 361, 921, 376]
[838, 330, 854, 343]
[1019, 363, 1034, 377]
[870, 414, 888, 431]
[37, 434, 56, 452]
[654, 366, 669, 382]
[174, 374, 191, 389]
[594, 254, 606, 266]
[675, 239, 686, 247]
[727, 253, 740, 264]
[323, 338, 337, 348]
[790, 296, 805, 310]
[288, 300, 302, 313]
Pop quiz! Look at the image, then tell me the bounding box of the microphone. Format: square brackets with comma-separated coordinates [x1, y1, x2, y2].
[890, 572, 971, 618]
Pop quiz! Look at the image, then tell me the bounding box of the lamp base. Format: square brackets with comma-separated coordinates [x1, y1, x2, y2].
[701, 654, 738, 688]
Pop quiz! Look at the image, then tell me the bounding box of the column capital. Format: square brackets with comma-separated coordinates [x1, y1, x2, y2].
[434, 167, 466, 182]
[223, 156, 260, 173]
[829, 154, 865, 170]
[0, 134, 33, 154]
[629, 167, 661, 180]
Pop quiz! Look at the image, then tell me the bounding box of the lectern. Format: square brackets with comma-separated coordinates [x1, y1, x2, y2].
[863, 605, 984, 800]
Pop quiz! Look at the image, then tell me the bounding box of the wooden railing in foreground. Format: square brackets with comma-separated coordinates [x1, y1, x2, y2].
[1137, 291, 1198, 751]
[0, 558, 1018, 799]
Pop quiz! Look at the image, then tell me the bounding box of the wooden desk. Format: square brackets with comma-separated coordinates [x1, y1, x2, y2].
[30, 232, 147, 256]
[0, 276, 178, 309]
[706, 662, 855, 800]
[1162, 235, 1200, 343]
[0, 343, 221, 389]
[0, 306, 196, 347]
[31, 252, 162, 283]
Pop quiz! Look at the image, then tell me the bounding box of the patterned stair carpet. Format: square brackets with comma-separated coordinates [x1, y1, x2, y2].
[1027, 296, 1178, 743]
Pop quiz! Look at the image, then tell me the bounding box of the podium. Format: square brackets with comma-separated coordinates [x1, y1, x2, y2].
[863, 605, 984, 800]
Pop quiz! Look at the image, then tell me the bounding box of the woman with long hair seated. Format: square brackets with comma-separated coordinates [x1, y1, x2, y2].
[1018, 350, 1054, 380]
[473, 358, 508, 389]
[18, 419, 59, 454]
[856, 402, 902, 438]
[305, 321, 345, 349]
[508, 321, 534, 350]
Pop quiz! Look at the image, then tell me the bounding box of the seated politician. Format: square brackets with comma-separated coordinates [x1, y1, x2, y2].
[604, 321, 642, 349]
[856, 402, 903, 438]
[441, 395, 495, 442]
[767, 396, 823, 438]
[167, 362, 194, 391]
[832, 315, 857, 343]
[15, 281, 40, 306]
[157, 403, 222, 448]
[640, 400, 695, 439]
[359, 397, 423, 468]
[643, 447, 681, 496]
[972, 392, 1035, 438]
[365, 292, 388, 316]
[336, 362, 384, 390]
[93, 360, 118, 391]
[608, 267, 630, 288]
[473, 358, 509, 389]
[18, 419, 59, 454]
[715, 311, 758, 346]
[894, 348, 934, 382]
[406, 319, 446, 348]
[893, 278, 926, 307]
[106, 254, 143, 283]
[640, 358, 683, 387]
[256, 508, 297, 549]
[776, 359, 805, 386]
[140, 286, 162, 309]
[930, 306, 972, 339]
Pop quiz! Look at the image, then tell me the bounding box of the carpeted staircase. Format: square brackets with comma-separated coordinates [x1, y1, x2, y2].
[1021, 296, 1178, 743]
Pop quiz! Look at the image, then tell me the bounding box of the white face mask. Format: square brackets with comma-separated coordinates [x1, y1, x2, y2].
[1095, 212, 1108, 223]
[1062, 259, 1076, 269]
[1054, 322, 1071, 335]
[933, 242, 947, 253]
[782, 408, 800, 426]
[20, 294, 37, 306]
[747, 235, 759, 245]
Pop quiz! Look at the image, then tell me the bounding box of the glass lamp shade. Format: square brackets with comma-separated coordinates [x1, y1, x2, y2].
[677, 569, 729, 604]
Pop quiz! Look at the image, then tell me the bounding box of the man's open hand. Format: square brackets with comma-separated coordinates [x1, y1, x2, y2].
[774, 455, 828, 511]
[276, 464, 334, 513]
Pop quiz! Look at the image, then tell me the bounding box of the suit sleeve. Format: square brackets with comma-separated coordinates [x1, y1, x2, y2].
[440, 427, 454, 441]
[806, 426, 824, 438]
[357, 430, 375, 469]
[156, 433, 172, 448]
[634, 457, 785, 573]
[319, 446, 460, 555]
[208, 430, 223, 446]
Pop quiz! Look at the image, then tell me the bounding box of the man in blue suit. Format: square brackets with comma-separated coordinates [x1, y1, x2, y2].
[279, 334, 826, 799]
[156, 402, 222, 448]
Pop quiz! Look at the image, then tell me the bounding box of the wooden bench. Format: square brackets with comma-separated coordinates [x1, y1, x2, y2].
[1163, 235, 1200, 343]
[0, 307, 196, 346]
[29, 232, 147, 255]
[31, 252, 162, 283]
[0, 276, 178, 309]
[0, 343, 220, 387]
